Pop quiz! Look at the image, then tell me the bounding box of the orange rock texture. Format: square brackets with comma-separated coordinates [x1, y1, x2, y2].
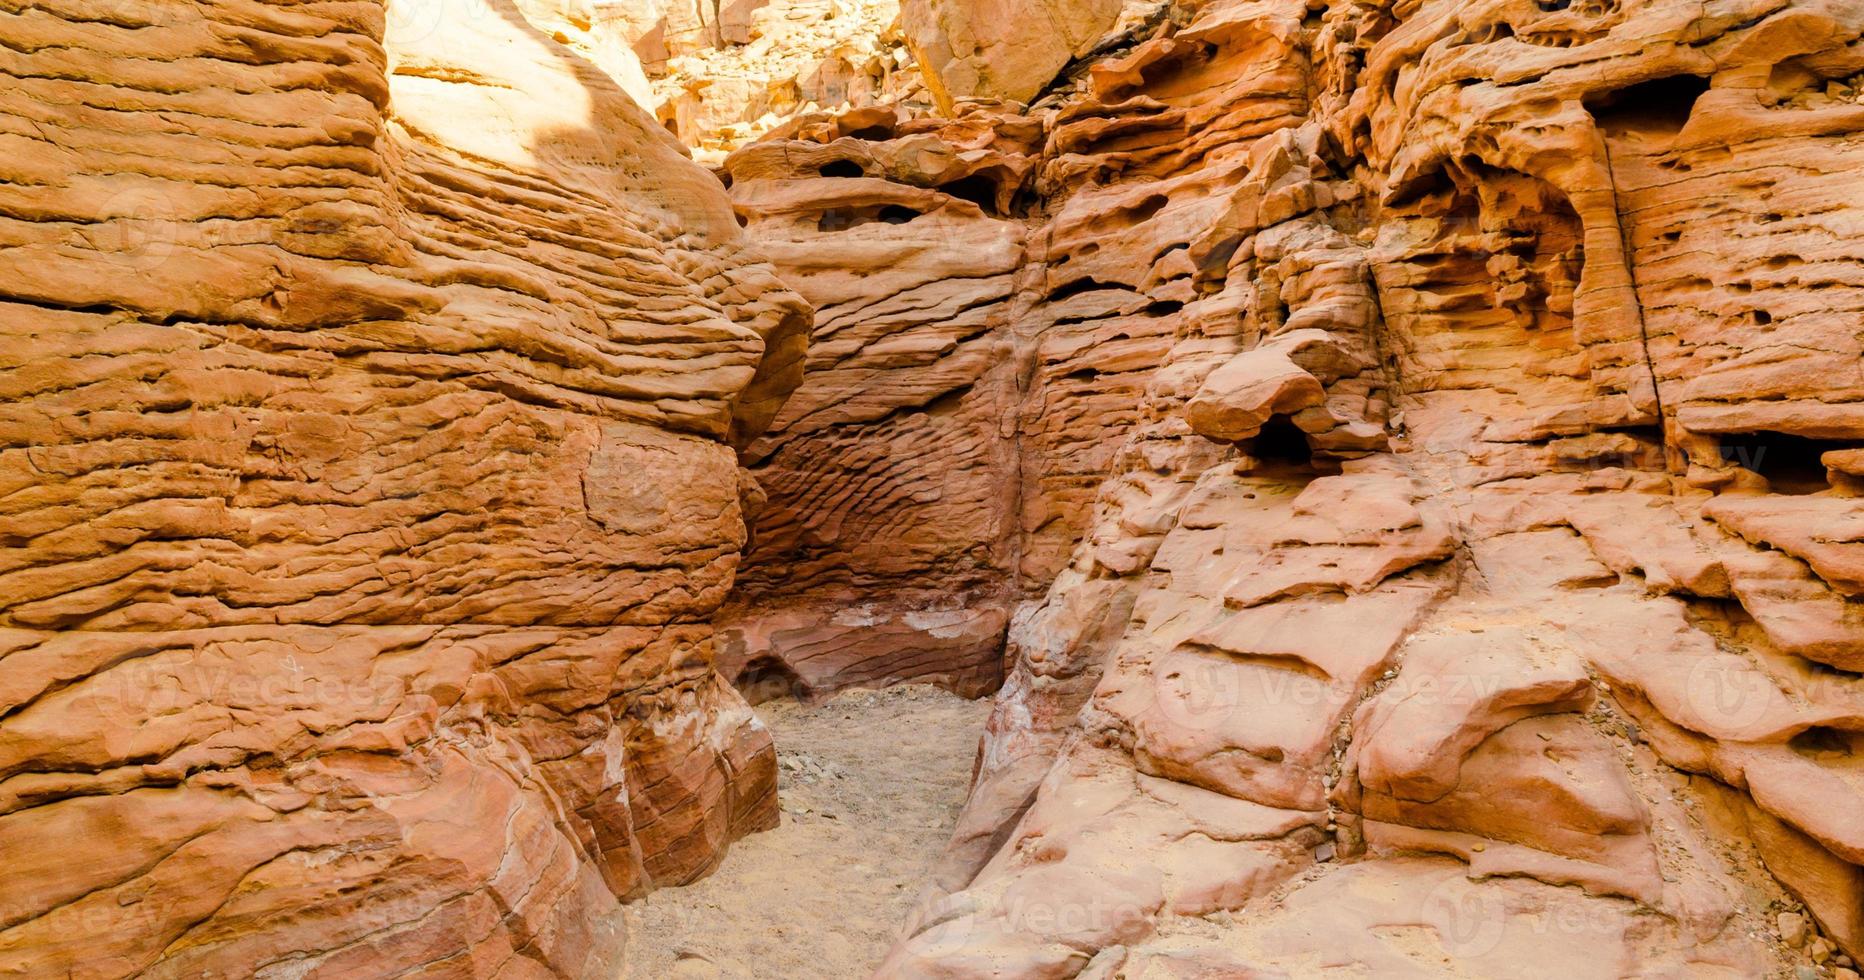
[711, 0, 1864, 973]
[0, 0, 809, 973]
[566, 0, 927, 161]
[10, 0, 1864, 972]
[714, 104, 1177, 700]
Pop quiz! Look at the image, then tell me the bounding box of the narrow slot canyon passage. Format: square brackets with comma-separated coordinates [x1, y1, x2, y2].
[621, 687, 990, 978]
[7, 0, 1864, 976]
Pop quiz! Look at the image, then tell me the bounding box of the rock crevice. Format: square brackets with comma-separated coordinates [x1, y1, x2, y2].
[694, 0, 1864, 973]
[0, 0, 807, 973]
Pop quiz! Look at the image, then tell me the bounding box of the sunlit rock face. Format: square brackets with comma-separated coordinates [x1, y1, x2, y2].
[703, 0, 1864, 973]
[9, 0, 1864, 970]
[901, 0, 1124, 109]
[0, 0, 810, 973]
[570, 0, 928, 161]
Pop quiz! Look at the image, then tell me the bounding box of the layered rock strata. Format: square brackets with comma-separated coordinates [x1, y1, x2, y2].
[0, 0, 808, 974]
[707, 0, 1864, 973]
[714, 103, 1193, 700]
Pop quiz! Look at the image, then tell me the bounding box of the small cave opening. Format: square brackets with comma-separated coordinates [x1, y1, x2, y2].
[816, 204, 923, 231]
[1584, 74, 1711, 136]
[818, 159, 866, 178]
[937, 174, 1000, 215]
[1046, 276, 1121, 303]
[1788, 726, 1856, 758]
[845, 124, 894, 141]
[1247, 414, 1315, 467]
[735, 655, 807, 705]
[918, 380, 974, 417]
[1127, 193, 1170, 222]
[1118, 41, 1221, 103]
[1384, 164, 1463, 210]
[1722, 431, 1855, 494]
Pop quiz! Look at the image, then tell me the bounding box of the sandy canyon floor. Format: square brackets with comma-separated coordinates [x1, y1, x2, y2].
[619, 685, 991, 978]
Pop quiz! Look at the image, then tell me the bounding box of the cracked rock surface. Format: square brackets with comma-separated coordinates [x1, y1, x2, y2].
[704, 0, 1864, 974]
[10, 0, 1864, 974]
[0, 0, 809, 973]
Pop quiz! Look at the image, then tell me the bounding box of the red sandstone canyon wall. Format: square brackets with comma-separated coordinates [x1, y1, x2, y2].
[0, 0, 809, 973]
[8, 0, 1864, 974]
[704, 0, 1864, 973]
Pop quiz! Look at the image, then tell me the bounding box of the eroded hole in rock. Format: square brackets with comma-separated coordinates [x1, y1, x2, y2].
[1385, 163, 1459, 209]
[1247, 414, 1319, 471]
[1047, 275, 1122, 302]
[1585, 74, 1711, 135]
[918, 380, 974, 416]
[937, 174, 999, 214]
[1105, 39, 1223, 103]
[816, 203, 923, 230]
[1789, 725, 1855, 756]
[1130, 193, 1170, 220]
[23, 0, 1864, 976]
[736, 655, 808, 704]
[1723, 432, 1856, 494]
[817, 206, 854, 231]
[1479, 21, 1516, 42]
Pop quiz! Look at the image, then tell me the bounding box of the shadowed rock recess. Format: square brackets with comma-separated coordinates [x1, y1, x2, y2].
[7, 0, 1864, 975]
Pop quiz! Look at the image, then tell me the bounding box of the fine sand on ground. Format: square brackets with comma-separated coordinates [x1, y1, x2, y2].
[619, 684, 992, 979]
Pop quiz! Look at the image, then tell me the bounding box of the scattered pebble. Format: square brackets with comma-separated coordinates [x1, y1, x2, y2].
[1777, 911, 1809, 948]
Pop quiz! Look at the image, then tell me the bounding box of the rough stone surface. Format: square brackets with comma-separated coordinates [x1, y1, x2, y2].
[15, 0, 1864, 972]
[0, 0, 809, 973]
[708, 0, 1864, 974]
[713, 103, 1199, 700]
[901, 0, 1124, 109]
[594, 0, 929, 160]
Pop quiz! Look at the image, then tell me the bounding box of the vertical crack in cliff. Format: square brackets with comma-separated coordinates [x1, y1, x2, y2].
[1599, 135, 1671, 448]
